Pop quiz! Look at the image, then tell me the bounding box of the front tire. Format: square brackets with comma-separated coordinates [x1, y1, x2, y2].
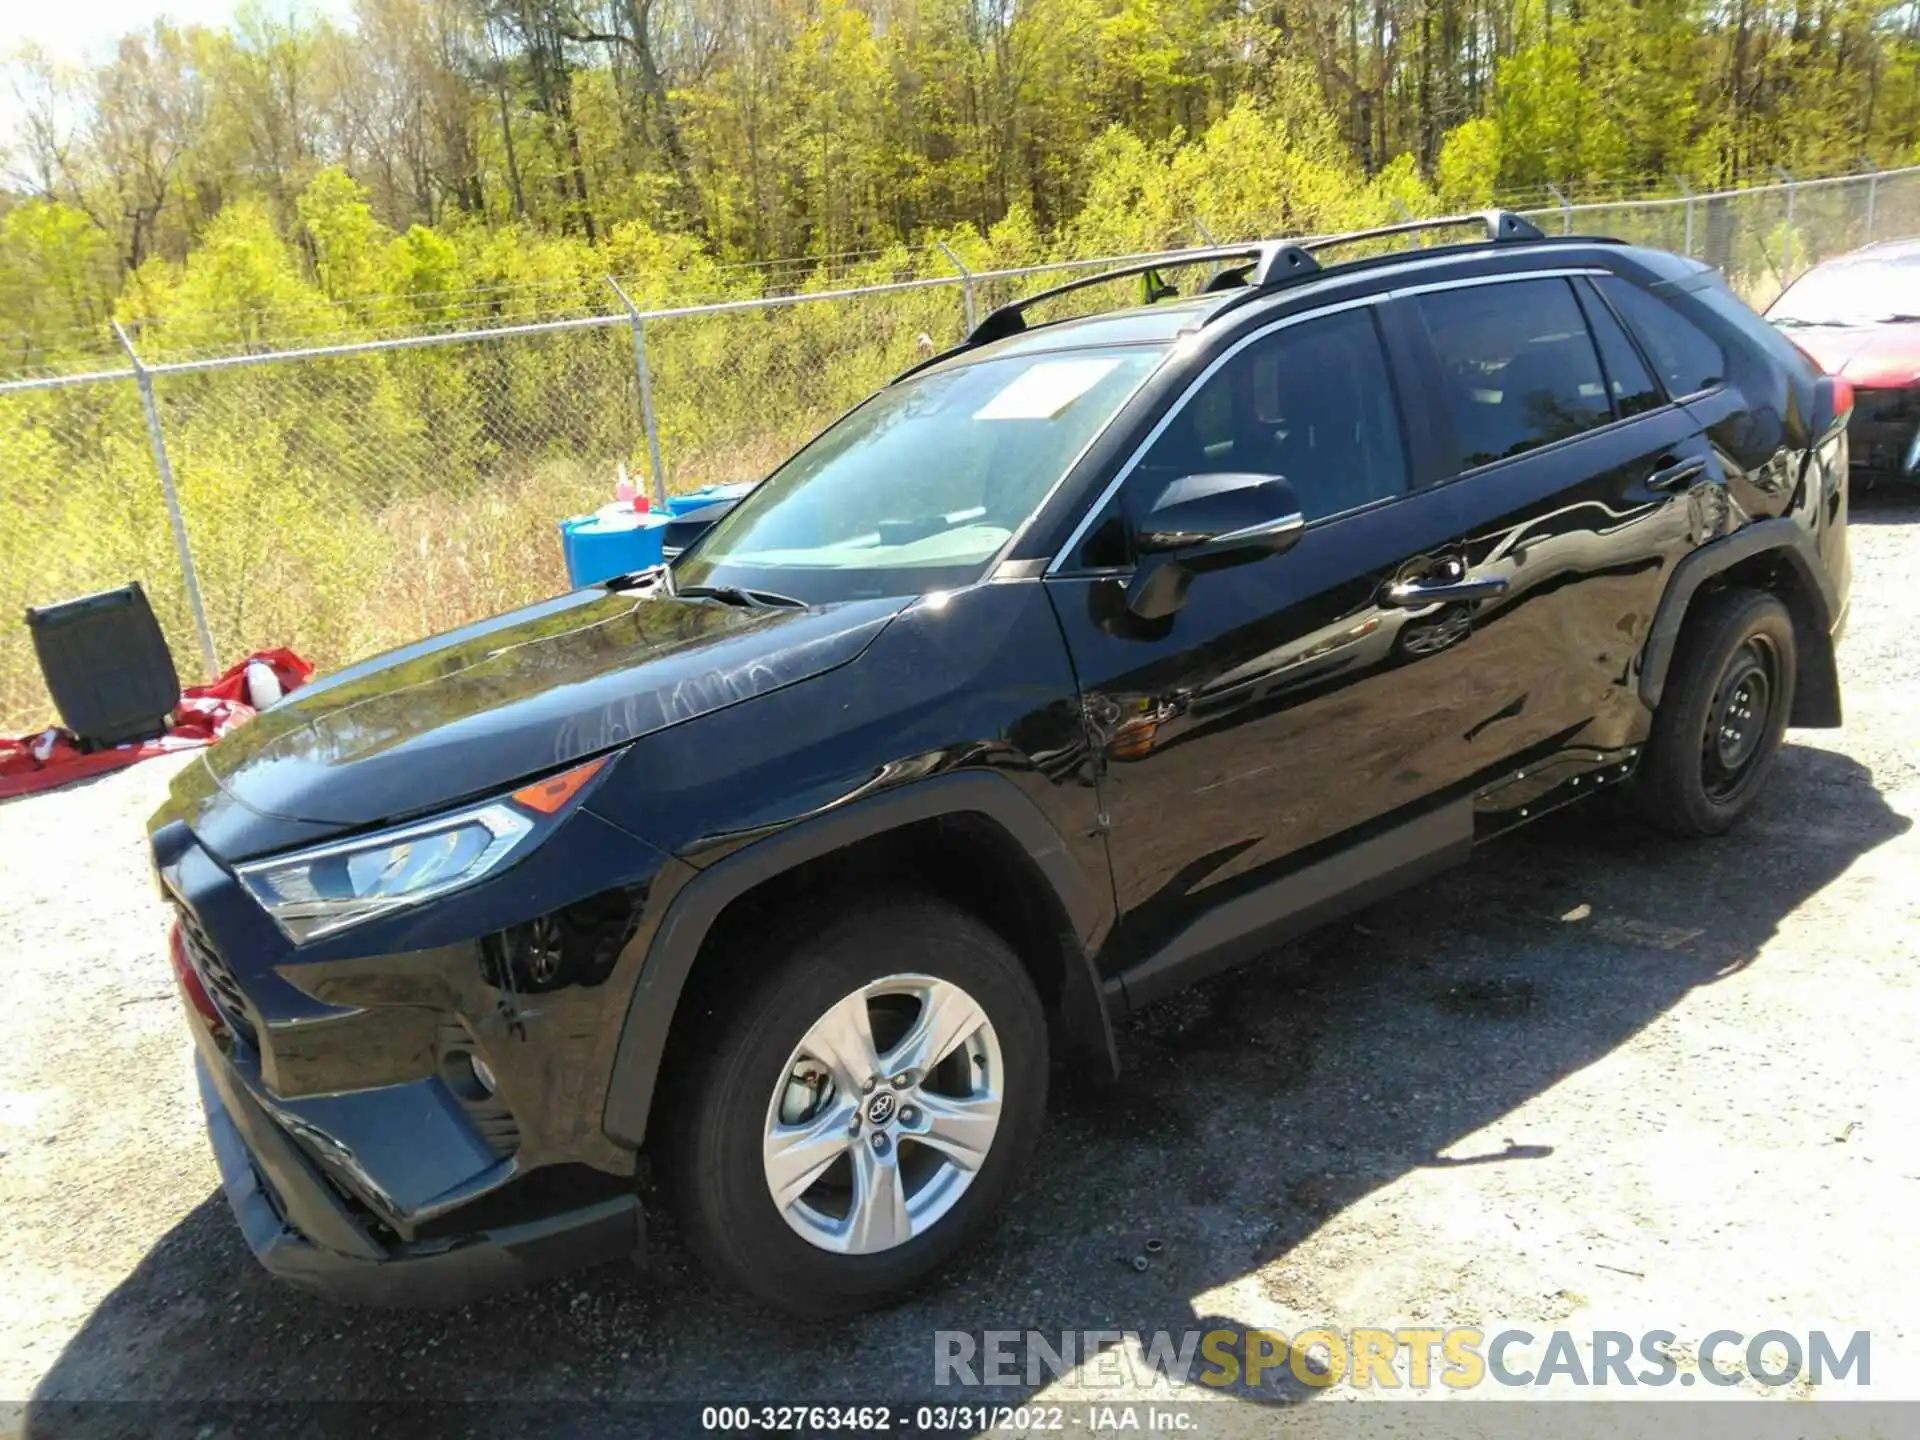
[663, 896, 1048, 1316]
[1636, 587, 1797, 837]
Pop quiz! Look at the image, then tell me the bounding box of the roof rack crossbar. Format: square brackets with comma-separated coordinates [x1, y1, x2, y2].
[962, 209, 1545, 346]
[1300, 208, 1545, 253]
[966, 242, 1320, 344]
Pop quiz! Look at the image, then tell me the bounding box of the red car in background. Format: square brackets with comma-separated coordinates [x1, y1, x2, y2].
[1767, 237, 1920, 484]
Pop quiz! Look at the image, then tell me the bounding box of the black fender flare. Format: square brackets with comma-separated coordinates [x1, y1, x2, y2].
[1639, 516, 1841, 725]
[600, 770, 1117, 1148]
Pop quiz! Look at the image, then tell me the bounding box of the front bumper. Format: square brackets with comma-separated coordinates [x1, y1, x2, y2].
[153, 798, 673, 1306]
[1846, 388, 1920, 480]
[193, 1031, 641, 1307]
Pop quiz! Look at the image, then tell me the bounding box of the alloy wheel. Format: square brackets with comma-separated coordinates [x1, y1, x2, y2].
[761, 974, 1003, 1255]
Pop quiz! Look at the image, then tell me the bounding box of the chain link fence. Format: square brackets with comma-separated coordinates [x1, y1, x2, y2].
[0, 377, 193, 731]
[1523, 167, 1920, 308]
[4, 165, 1918, 732]
[147, 326, 643, 671]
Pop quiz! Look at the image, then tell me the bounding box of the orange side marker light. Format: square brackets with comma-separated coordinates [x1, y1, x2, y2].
[511, 756, 609, 815]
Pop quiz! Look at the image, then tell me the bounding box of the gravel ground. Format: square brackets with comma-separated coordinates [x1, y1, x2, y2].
[3, 499, 1918, 1434]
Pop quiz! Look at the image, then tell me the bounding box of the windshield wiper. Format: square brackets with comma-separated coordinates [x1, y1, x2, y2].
[603, 565, 667, 592]
[672, 583, 807, 610]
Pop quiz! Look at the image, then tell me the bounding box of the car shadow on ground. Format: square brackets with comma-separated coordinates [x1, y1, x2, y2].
[22, 740, 1909, 1435]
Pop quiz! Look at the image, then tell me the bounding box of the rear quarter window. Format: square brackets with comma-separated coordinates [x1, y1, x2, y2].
[1596, 274, 1727, 398]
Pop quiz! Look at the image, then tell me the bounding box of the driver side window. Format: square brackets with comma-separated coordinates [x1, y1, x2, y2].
[1128, 307, 1410, 530]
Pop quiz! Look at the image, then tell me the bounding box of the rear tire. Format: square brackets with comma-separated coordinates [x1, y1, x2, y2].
[1635, 588, 1796, 837]
[662, 895, 1048, 1316]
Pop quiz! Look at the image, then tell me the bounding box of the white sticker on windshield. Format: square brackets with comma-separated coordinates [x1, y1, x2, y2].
[974, 358, 1123, 420]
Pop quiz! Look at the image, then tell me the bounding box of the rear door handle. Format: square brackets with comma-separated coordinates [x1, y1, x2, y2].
[1383, 574, 1510, 607]
[1646, 456, 1707, 492]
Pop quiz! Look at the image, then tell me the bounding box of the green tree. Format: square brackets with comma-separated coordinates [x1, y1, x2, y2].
[297, 166, 388, 302]
[0, 201, 119, 368]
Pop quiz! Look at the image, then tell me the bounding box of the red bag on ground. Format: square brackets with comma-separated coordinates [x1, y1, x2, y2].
[0, 648, 313, 801]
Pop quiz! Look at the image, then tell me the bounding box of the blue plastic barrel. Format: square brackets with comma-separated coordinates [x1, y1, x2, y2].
[559, 511, 673, 588]
[664, 482, 756, 517]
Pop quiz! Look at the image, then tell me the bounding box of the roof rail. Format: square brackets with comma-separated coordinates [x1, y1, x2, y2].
[964, 209, 1546, 345]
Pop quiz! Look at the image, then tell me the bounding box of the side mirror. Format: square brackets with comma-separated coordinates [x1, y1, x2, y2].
[660, 498, 741, 558]
[1125, 472, 1305, 620]
[1807, 373, 1854, 441]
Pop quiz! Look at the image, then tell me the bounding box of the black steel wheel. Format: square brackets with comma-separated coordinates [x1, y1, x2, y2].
[1700, 632, 1781, 803]
[1635, 588, 1797, 837]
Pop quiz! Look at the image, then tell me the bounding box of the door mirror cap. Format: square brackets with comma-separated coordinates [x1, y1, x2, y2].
[659, 498, 740, 558]
[1125, 472, 1306, 620]
[1807, 373, 1854, 440]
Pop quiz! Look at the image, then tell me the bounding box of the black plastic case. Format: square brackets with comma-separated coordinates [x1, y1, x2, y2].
[26, 583, 181, 748]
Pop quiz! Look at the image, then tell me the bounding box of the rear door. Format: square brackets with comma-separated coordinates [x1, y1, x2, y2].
[1395, 272, 1717, 795]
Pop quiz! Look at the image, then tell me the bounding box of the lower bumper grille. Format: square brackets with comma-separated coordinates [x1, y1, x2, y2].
[434, 1018, 521, 1159]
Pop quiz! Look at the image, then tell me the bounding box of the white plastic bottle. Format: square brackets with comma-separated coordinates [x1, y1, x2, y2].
[245, 660, 283, 709]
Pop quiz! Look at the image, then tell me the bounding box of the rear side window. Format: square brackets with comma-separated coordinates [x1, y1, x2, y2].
[1596, 275, 1726, 397]
[1416, 278, 1613, 469]
[1576, 278, 1663, 417]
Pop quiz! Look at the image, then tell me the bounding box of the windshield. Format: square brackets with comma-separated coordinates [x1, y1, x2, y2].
[1768, 258, 1920, 327]
[672, 344, 1167, 603]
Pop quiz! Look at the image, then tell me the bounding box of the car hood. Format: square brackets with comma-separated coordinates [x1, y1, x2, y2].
[198, 586, 909, 827]
[1777, 323, 1920, 387]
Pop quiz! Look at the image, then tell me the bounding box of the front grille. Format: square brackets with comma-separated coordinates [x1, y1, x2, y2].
[1853, 386, 1917, 424]
[1845, 388, 1918, 473]
[172, 900, 257, 1046]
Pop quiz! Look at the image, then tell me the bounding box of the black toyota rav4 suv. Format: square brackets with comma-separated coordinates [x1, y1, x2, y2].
[152, 212, 1851, 1316]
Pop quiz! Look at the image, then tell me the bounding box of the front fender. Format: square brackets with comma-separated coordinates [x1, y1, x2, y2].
[599, 769, 1116, 1149]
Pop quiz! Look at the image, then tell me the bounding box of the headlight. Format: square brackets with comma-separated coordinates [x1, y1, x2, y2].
[236, 757, 609, 942]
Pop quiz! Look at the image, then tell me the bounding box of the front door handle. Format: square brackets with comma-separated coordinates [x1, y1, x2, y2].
[1383, 574, 1510, 607]
[1646, 456, 1707, 492]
